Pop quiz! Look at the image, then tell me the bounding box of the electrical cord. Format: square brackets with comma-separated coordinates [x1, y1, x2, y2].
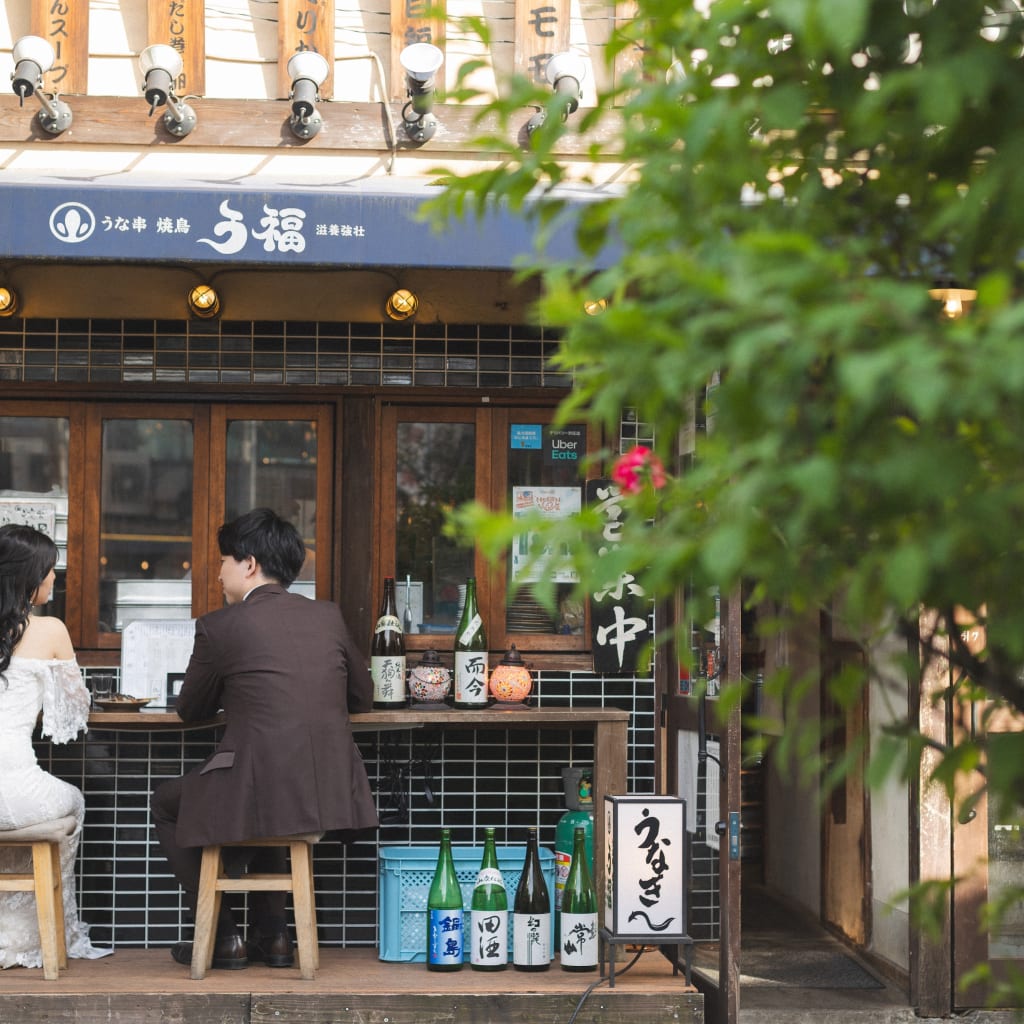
[566, 946, 644, 1024]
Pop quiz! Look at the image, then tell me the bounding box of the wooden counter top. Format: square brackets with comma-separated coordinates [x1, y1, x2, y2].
[87, 706, 630, 730]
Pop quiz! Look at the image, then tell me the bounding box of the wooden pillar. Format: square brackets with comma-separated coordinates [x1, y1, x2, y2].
[911, 608, 953, 1016]
[389, 0, 447, 101]
[147, 0, 206, 98]
[514, 0, 571, 87]
[279, 0, 336, 99]
[31, 0, 88, 95]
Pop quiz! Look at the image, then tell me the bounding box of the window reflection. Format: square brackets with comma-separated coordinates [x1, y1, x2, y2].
[395, 422, 475, 634]
[0, 417, 70, 621]
[506, 423, 586, 636]
[988, 795, 1024, 959]
[100, 420, 193, 632]
[225, 420, 318, 594]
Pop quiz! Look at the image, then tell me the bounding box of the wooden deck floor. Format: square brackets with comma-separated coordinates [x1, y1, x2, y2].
[0, 946, 703, 1024]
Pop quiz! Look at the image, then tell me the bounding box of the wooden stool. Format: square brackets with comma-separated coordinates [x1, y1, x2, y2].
[0, 815, 75, 980]
[191, 832, 323, 980]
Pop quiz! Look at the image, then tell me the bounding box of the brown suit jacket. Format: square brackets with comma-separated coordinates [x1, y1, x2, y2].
[174, 583, 378, 847]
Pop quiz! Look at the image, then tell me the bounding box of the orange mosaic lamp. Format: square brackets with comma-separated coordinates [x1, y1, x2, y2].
[487, 645, 533, 705]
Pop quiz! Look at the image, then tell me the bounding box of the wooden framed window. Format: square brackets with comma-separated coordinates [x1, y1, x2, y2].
[379, 401, 596, 655]
[2, 400, 334, 653]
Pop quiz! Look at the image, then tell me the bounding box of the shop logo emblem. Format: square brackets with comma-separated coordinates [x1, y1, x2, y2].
[49, 203, 96, 244]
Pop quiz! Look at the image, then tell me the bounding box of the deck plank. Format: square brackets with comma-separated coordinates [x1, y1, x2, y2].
[0, 947, 702, 1024]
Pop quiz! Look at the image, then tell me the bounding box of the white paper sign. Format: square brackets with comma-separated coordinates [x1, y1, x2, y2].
[120, 619, 196, 705]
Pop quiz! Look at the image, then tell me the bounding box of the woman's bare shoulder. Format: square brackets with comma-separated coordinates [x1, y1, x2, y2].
[15, 615, 75, 660]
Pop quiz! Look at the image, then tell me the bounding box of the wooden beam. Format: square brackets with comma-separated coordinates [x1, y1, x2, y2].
[147, 0, 206, 97]
[514, 0, 570, 86]
[279, 0, 336, 100]
[389, 0, 447, 101]
[0, 94, 617, 155]
[31, 0, 89, 96]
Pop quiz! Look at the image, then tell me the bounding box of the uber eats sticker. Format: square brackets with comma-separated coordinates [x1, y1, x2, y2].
[545, 425, 584, 465]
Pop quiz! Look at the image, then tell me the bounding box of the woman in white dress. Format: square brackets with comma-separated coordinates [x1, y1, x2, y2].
[0, 523, 112, 969]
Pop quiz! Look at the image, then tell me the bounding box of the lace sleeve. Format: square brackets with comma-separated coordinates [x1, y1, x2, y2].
[40, 659, 91, 744]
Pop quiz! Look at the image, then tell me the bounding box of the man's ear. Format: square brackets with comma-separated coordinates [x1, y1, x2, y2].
[244, 555, 259, 578]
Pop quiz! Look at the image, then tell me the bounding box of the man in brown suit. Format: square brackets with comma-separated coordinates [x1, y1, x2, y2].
[152, 507, 377, 969]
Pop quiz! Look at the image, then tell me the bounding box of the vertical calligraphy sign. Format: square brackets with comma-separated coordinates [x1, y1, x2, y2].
[279, 0, 335, 100]
[389, 0, 447, 101]
[147, 0, 206, 98]
[586, 479, 652, 676]
[514, 0, 570, 87]
[31, 0, 88, 95]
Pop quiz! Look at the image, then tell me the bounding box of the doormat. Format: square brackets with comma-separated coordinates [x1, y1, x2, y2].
[739, 948, 884, 989]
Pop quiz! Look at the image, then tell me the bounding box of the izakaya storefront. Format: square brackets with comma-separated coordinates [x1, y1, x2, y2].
[0, 171, 674, 959]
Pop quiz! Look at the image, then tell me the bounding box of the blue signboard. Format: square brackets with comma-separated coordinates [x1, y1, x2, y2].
[0, 181, 616, 270]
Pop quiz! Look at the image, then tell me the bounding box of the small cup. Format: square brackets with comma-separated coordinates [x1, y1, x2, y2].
[91, 674, 115, 707]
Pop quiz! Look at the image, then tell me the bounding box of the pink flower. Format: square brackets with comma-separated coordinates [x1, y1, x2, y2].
[611, 446, 668, 495]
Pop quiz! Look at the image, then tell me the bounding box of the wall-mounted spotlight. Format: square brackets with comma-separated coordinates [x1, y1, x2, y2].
[583, 298, 608, 316]
[139, 44, 196, 137]
[0, 286, 19, 317]
[188, 284, 221, 319]
[10, 36, 72, 135]
[399, 43, 444, 144]
[287, 51, 330, 140]
[385, 288, 419, 321]
[526, 52, 587, 136]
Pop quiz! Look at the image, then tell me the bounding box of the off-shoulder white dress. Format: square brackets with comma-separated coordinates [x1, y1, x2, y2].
[0, 656, 112, 968]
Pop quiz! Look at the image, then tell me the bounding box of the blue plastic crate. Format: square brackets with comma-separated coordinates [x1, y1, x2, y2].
[378, 844, 556, 963]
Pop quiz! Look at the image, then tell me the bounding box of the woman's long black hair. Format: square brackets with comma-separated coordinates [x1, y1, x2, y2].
[0, 524, 58, 674]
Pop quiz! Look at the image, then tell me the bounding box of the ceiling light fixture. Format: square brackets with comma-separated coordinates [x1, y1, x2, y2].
[139, 44, 197, 137]
[928, 282, 977, 320]
[385, 288, 419, 321]
[10, 35, 72, 135]
[188, 284, 221, 319]
[0, 286, 20, 317]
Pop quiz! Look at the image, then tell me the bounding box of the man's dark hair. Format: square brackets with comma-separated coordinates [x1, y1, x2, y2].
[217, 508, 306, 588]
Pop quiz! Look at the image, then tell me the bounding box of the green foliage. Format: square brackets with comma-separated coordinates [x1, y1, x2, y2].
[432, 0, 1024, 1002]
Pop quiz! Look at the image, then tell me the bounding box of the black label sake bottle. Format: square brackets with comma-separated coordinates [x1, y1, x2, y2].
[371, 576, 406, 708]
[513, 826, 551, 971]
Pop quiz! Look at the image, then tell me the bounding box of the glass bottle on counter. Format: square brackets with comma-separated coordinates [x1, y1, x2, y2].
[470, 827, 508, 971]
[427, 828, 464, 971]
[371, 576, 406, 709]
[513, 826, 551, 971]
[560, 825, 598, 972]
[453, 577, 488, 708]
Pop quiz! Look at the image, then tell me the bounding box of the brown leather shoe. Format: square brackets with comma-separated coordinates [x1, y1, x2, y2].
[171, 932, 248, 970]
[246, 930, 295, 968]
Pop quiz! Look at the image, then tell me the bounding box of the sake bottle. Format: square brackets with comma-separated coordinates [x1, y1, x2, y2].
[560, 826, 598, 972]
[427, 828, 464, 971]
[513, 826, 551, 971]
[371, 576, 406, 709]
[470, 827, 508, 970]
[453, 577, 489, 708]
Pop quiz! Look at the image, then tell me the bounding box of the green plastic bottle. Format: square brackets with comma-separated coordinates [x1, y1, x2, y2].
[559, 826, 598, 972]
[470, 827, 508, 970]
[427, 828, 464, 971]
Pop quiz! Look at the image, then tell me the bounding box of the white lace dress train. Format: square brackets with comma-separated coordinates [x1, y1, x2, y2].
[0, 656, 113, 968]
